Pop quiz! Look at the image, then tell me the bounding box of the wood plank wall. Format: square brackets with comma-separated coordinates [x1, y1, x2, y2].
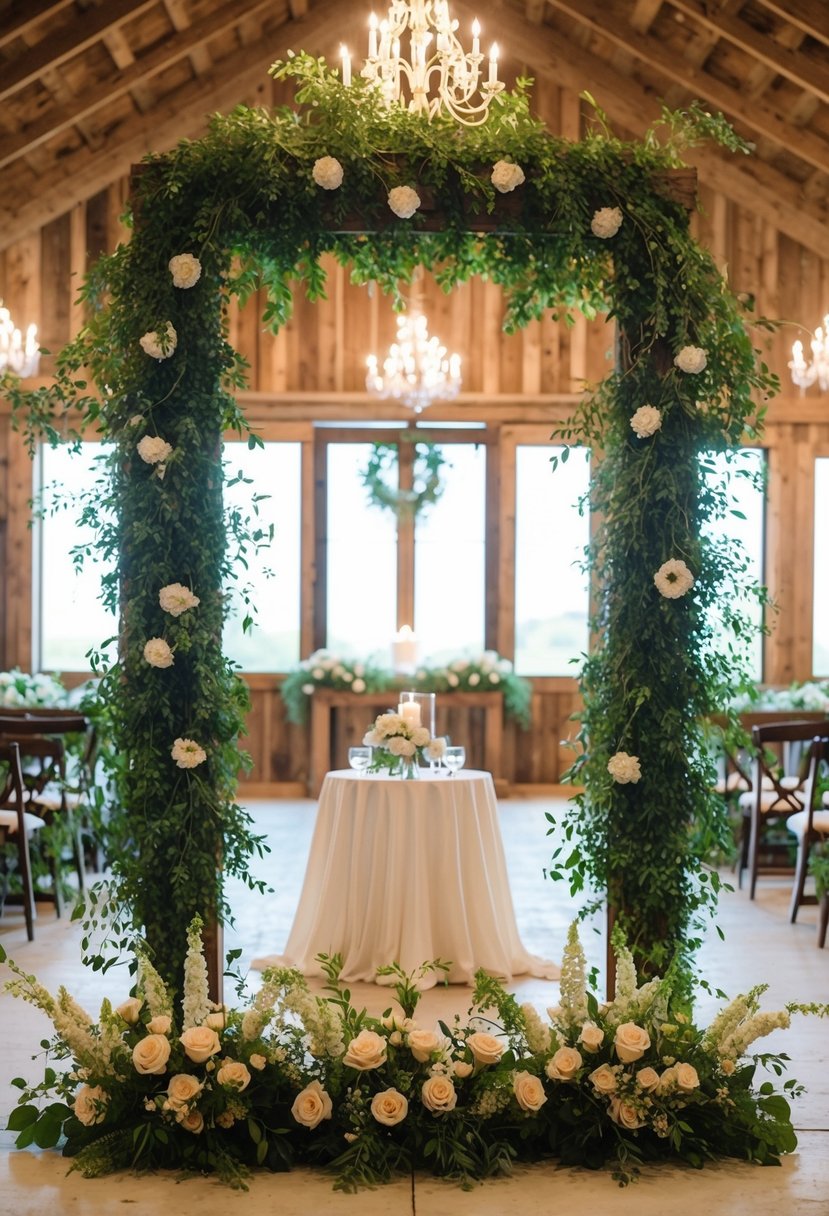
[1, 83, 828, 792]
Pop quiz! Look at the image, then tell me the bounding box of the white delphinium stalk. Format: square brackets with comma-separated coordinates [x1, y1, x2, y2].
[521, 1003, 552, 1055]
[605, 940, 637, 1026]
[702, 986, 765, 1054]
[241, 1008, 266, 1041]
[181, 917, 211, 1030]
[719, 1009, 791, 1060]
[137, 951, 173, 1019]
[283, 985, 345, 1058]
[558, 922, 589, 1030]
[96, 999, 131, 1074]
[53, 987, 100, 1070]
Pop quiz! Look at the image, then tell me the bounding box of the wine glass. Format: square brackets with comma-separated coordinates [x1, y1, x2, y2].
[348, 746, 371, 775]
[443, 745, 466, 777]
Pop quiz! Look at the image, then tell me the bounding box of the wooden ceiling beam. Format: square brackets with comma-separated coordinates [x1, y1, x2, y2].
[0, 0, 76, 51]
[0, 0, 345, 251]
[630, 0, 665, 35]
[525, 1, 547, 22]
[0, 0, 275, 170]
[456, 0, 828, 254]
[163, 0, 213, 76]
[0, 0, 159, 103]
[754, 0, 829, 48]
[543, 0, 829, 176]
[665, 0, 829, 105]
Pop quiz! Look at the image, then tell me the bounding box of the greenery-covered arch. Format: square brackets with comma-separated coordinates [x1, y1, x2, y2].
[5, 59, 772, 990]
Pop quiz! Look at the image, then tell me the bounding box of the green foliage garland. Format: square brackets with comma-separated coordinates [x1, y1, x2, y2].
[361, 438, 447, 519]
[0, 56, 775, 988]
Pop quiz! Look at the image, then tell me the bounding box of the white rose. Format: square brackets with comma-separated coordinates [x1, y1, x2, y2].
[674, 1062, 700, 1092]
[292, 1079, 333, 1129]
[545, 1045, 582, 1081]
[143, 638, 174, 669]
[388, 185, 421, 219]
[488, 672, 500, 684]
[217, 1060, 251, 1091]
[312, 155, 344, 189]
[249, 1053, 267, 1070]
[165, 1073, 203, 1110]
[158, 582, 200, 616]
[407, 1028, 444, 1063]
[137, 435, 173, 465]
[343, 1029, 387, 1070]
[674, 345, 707, 374]
[147, 1015, 172, 1035]
[168, 253, 202, 289]
[468, 672, 480, 686]
[352, 678, 366, 693]
[630, 405, 662, 439]
[614, 1022, 651, 1063]
[467, 1031, 504, 1066]
[139, 321, 177, 360]
[171, 737, 206, 769]
[389, 735, 416, 757]
[426, 737, 446, 760]
[371, 1088, 409, 1126]
[133, 1034, 172, 1075]
[589, 1063, 618, 1094]
[578, 1022, 604, 1053]
[653, 558, 695, 599]
[204, 1009, 227, 1031]
[591, 206, 623, 238]
[73, 1084, 108, 1126]
[411, 726, 430, 748]
[636, 1066, 661, 1091]
[116, 997, 143, 1024]
[491, 160, 525, 193]
[608, 1096, 646, 1129]
[180, 1025, 221, 1063]
[180, 1109, 204, 1134]
[421, 1074, 457, 1114]
[607, 751, 641, 784]
[513, 1070, 548, 1112]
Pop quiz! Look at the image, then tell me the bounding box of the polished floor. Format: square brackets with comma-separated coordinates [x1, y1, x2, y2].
[1, 797, 828, 1214]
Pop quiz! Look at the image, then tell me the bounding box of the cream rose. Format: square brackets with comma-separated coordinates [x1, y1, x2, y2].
[171, 737, 207, 769]
[636, 1066, 661, 1091]
[343, 1029, 387, 1070]
[654, 558, 695, 600]
[291, 1079, 333, 1129]
[591, 206, 623, 238]
[607, 751, 641, 784]
[578, 1022, 604, 1053]
[180, 1025, 221, 1063]
[674, 1062, 700, 1092]
[630, 405, 662, 439]
[168, 253, 202, 289]
[371, 1088, 409, 1126]
[421, 1074, 457, 1114]
[491, 160, 525, 193]
[674, 345, 707, 374]
[180, 1109, 204, 1134]
[143, 638, 174, 669]
[205, 1009, 227, 1031]
[132, 1033, 172, 1075]
[388, 734, 416, 757]
[312, 156, 344, 189]
[158, 583, 200, 616]
[614, 1022, 651, 1063]
[720, 1057, 736, 1076]
[165, 1073, 203, 1110]
[545, 1045, 582, 1082]
[73, 1084, 108, 1126]
[589, 1063, 618, 1094]
[453, 1059, 473, 1079]
[137, 435, 172, 465]
[658, 1065, 677, 1092]
[147, 1014, 172, 1035]
[249, 1053, 267, 1071]
[411, 726, 430, 748]
[116, 997, 143, 1024]
[609, 1096, 646, 1129]
[217, 1060, 251, 1091]
[513, 1070, 548, 1112]
[139, 322, 177, 360]
[388, 185, 421, 219]
[467, 1031, 504, 1066]
[352, 678, 366, 693]
[407, 1028, 443, 1063]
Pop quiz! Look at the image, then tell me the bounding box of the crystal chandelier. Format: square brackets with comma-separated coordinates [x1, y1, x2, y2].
[789, 315, 829, 392]
[366, 312, 462, 413]
[0, 301, 39, 378]
[340, 1, 503, 126]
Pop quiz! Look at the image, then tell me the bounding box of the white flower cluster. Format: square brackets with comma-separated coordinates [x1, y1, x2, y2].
[139, 321, 177, 361]
[171, 737, 207, 769]
[607, 751, 641, 784]
[136, 435, 172, 466]
[557, 923, 589, 1029]
[0, 668, 66, 708]
[297, 648, 368, 695]
[653, 558, 695, 600]
[629, 404, 662, 439]
[168, 253, 202, 289]
[143, 637, 174, 669]
[363, 711, 431, 757]
[491, 160, 525, 193]
[427, 650, 510, 689]
[181, 919, 211, 1030]
[388, 185, 421, 218]
[591, 206, 623, 238]
[159, 582, 200, 616]
[312, 155, 344, 190]
[137, 952, 173, 1020]
[674, 345, 707, 374]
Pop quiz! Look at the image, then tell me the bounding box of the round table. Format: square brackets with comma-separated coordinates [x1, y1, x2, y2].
[254, 769, 558, 987]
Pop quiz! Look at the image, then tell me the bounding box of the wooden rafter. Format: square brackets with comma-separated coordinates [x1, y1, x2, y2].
[0, 0, 76, 51]
[752, 0, 829, 48]
[525, 0, 547, 22]
[630, 0, 664, 35]
[543, 0, 829, 176]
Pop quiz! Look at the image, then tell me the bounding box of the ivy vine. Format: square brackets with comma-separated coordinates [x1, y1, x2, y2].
[361, 437, 447, 519]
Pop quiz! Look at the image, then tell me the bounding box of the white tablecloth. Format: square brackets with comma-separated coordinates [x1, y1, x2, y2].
[253, 770, 558, 987]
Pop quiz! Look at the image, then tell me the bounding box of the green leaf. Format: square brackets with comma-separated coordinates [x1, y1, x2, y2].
[6, 1104, 39, 1131]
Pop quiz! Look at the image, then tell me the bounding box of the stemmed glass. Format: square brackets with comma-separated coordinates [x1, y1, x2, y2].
[443, 745, 466, 777]
[348, 746, 372, 776]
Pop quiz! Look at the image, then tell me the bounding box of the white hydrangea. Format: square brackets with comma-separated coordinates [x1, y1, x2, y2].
[653, 558, 695, 599]
[491, 160, 525, 193]
[139, 322, 177, 360]
[388, 185, 421, 219]
[312, 156, 344, 189]
[143, 638, 174, 669]
[674, 345, 707, 374]
[137, 435, 172, 465]
[607, 751, 641, 784]
[629, 405, 662, 439]
[159, 582, 200, 616]
[591, 206, 623, 238]
[171, 738, 206, 769]
[168, 253, 202, 289]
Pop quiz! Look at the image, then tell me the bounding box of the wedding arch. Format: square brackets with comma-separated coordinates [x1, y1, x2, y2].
[7, 55, 772, 991]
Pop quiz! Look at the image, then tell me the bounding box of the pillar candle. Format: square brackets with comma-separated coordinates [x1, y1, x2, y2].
[398, 700, 421, 727]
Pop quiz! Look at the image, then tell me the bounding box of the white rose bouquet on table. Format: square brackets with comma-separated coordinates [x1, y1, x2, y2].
[0, 668, 67, 707]
[363, 710, 434, 775]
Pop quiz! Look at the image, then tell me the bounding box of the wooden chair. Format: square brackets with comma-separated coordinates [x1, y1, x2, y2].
[0, 742, 45, 941]
[738, 720, 820, 899]
[785, 734, 829, 929]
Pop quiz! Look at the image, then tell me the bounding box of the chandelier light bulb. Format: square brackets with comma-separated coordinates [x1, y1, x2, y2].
[789, 314, 829, 392]
[366, 311, 462, 413]
[0, 301, 40, 378]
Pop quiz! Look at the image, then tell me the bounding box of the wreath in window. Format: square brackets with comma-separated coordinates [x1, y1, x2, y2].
[361, 436, 448, 519]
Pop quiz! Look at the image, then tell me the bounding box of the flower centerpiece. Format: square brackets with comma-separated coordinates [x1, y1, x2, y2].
[280, 649, 392, 724]
[362, 711, 443, 779]
[0, 668, 67, 708]
[416, 651, 532, 728]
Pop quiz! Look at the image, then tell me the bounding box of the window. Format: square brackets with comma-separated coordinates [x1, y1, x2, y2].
[814, 458, 829, 676]
[514, 446, 591, 676]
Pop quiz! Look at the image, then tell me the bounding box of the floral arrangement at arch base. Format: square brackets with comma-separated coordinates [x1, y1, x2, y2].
[4, 921, 826, 1192]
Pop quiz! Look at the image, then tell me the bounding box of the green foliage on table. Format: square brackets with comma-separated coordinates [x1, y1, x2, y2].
[0, 53, 775, 987]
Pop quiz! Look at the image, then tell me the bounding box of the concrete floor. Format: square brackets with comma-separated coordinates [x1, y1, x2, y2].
[1, 797, 828, 1214]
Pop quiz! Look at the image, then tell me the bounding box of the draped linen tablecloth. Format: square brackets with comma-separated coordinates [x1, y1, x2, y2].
[253, 770, 558, 988]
